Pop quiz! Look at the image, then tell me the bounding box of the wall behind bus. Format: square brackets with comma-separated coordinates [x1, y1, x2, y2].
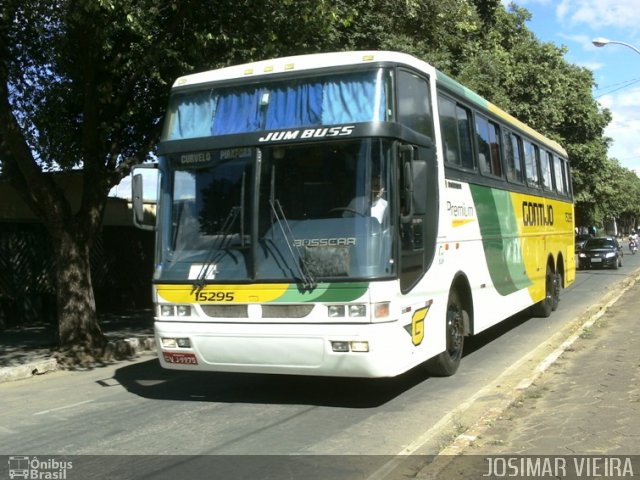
[0, 173, 155, 329]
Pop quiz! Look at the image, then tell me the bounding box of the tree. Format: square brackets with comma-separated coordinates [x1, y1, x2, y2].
[0, 0, 343, 364]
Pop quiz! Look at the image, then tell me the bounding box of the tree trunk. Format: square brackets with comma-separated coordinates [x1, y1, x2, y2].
[52, 228, 107, 364]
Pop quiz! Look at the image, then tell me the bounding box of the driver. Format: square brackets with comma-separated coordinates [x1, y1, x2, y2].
[344, 175, 387, 222]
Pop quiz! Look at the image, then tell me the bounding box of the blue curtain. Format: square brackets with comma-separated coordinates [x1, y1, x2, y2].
[169, 91, 217, 139]
[322, 76, 383, 125]
[166, 72, 386, 140]
[211, 89, 263, 135]
[265, 83, 323, 130]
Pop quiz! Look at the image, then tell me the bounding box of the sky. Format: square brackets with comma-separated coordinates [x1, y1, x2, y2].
[507, 0, 640, 173]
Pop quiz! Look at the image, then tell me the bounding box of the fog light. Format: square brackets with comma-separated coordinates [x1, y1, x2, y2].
[161, 337, 177, 348]
[177, 305, 191, 316]
[176, 337, 191, 348]
[350, 341, 369, 352]
[331, 341, 350, 352]
[160, 305, 174, 317]
[348, 304, 366, 317]
[328, 305, 345, 317]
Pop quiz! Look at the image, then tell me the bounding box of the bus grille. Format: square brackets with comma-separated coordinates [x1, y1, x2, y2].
[200, 304, 314, 319]
[262, 305, 314, 318]
[201, 305, 248, 318]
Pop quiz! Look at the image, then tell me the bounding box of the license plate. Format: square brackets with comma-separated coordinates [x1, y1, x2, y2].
[163, 352, 198, 365]
[590, 258, 602, 263]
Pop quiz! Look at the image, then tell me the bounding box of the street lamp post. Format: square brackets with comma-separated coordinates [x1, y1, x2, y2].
[592, 37, 640, 55]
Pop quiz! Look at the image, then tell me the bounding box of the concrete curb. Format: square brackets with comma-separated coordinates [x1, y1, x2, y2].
[0, 358, 59, 383]
[0, 336, 156, 384]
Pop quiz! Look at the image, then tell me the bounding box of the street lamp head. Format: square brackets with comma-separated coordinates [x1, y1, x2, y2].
[592, 37, 610, 48]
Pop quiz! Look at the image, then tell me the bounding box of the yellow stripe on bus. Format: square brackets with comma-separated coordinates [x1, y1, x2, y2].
[157, 283, 290, 304]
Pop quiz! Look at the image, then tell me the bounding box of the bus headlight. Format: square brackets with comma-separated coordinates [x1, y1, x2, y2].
[350, 341, 369, 352]
[160, 305, 192, 317]
[330, 340, 370, 352]
[328, 304, 367, 318]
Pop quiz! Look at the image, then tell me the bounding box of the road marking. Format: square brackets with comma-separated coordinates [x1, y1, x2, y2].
[34, 400, 93, 416]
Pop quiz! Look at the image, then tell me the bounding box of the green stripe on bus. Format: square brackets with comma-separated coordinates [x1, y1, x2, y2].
[470, 185, 531, 296]
[278, 282, 369, 302]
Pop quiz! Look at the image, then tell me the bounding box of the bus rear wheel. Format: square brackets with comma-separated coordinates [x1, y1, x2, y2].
[425, 289, 465, 377]
[530, 264, 559, 318]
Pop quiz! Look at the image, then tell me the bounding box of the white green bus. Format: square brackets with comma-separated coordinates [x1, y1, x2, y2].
[133, 51, 575, 378]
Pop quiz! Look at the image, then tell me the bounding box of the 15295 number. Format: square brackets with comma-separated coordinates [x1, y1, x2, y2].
[194, 291, 235, 302]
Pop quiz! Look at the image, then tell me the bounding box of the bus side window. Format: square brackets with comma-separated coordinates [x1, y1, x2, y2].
[438, 94, 474, 170]
[504, 131, 524, 183]
[540, 150, 554, 191]
[475, 114, 502, 177]
[552, 155, 566, 195]
[397, 70, 434, 138]
[523, 140, 539, 187]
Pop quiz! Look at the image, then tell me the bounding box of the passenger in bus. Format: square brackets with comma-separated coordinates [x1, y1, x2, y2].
[344, 175, 388, 223]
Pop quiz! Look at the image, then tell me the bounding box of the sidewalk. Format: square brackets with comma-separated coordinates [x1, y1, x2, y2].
[0, 311, 156, 383]
[420, 276, 640, 479]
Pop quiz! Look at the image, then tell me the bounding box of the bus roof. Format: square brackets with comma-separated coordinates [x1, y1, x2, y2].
[171, 51, 435, 87]
[172, 51, 567, 158]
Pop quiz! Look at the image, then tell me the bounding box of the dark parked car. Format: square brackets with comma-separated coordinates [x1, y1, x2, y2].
[575, 233, 590, 253]
[577, 236, 623, 270]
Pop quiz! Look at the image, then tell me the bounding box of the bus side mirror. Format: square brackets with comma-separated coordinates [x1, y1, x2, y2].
[131, 167, 157, 231]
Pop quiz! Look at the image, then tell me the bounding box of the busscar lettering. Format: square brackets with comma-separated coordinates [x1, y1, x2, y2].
[258, 126, 354, 143]
[522, 201, 554, 227]
[293, 238, 356, 247]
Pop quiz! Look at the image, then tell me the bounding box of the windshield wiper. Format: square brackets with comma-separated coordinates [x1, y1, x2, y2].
[269, 198, 316, 290]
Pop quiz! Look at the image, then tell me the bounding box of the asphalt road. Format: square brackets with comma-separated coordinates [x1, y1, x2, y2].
[2, 246, 640, 480]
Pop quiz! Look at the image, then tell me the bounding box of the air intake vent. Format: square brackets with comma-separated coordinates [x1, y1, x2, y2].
[201, 305, 248, 318]
[262, 305, 314, 318]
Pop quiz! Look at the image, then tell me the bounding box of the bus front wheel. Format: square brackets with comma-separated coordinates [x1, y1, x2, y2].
[424, 289, 465, 377]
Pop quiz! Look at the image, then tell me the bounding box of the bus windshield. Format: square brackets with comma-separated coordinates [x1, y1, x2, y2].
[161, 139, 395, 284]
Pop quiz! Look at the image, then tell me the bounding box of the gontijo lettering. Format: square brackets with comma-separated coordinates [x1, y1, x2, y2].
[522, 201, 553, 226]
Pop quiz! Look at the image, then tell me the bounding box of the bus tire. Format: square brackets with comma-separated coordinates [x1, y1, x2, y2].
[530, 264, 556, 318]
[424, 289, 465, 377]
[551, 272, 560, 311]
